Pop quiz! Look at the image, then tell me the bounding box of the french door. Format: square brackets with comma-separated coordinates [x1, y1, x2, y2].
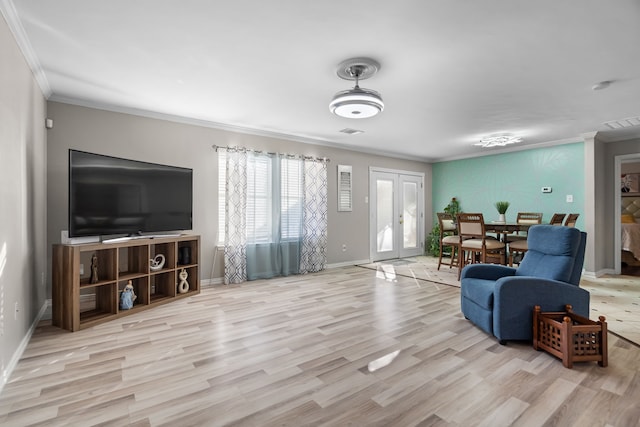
[369, 168, 424, 261]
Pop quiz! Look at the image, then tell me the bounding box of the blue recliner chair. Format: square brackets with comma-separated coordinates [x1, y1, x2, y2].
[460, 225, 589, 344]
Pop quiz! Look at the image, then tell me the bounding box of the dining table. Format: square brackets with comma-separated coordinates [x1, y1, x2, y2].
[484, 222, 533, 243]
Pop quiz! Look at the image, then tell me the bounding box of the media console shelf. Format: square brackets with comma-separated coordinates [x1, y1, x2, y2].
[53, 235, 200, 332]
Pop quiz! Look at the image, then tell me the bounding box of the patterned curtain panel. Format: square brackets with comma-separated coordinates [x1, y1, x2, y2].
[299, 159, 328, 274]
[224, 150, 248, 284]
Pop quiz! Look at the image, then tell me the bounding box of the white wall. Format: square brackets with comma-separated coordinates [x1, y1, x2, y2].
[0, 13, 48, 392]
[46, 102, 432, 286]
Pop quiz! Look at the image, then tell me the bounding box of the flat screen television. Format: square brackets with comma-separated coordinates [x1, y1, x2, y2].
[69, 149, 193, 238]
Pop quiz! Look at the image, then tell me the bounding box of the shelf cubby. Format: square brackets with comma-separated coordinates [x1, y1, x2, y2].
[177, 239, 198, 267]
[79, 283, 117, 325]
[118, 245, 149, 276]
[117, 277, 149, 312]
[176, 266, 199, 295]
[150, 271, 175, 302]
[151, 241, 176, 271]
[79, 248, 117, 284]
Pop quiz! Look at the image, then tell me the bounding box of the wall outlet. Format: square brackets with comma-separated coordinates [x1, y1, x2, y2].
[342, 244, 347, 252]
[14, 302, 19, 320]
[541, 186, 552, 193]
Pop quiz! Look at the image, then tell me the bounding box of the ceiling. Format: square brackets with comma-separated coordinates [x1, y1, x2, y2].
[5, 0, 640, 161]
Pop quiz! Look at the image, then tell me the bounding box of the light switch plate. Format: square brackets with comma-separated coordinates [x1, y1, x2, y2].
[566, 195, 573, 203]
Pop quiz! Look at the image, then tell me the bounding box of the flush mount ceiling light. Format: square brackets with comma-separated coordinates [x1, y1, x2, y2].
[330, 58, 384, 119]
[475, 134, 523, 148]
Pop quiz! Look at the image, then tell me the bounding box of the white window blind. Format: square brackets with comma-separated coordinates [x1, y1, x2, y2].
[280, 158, 302, 240]
[218, 152, 303, 245]
[246, 153, 273, 244]
[337, 164, 352, 212]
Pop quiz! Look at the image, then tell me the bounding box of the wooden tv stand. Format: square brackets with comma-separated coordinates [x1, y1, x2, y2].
[52, 235, 200, 332]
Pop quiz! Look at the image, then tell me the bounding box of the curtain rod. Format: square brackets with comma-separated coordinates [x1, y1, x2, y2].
[212, 145, 330, 163]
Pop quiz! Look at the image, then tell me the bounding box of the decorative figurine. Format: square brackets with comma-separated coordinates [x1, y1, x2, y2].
[178, 268, 189, 293]
[120, 280, 137, 310]
[90, 253, 99, 283]
[150, 254, 165, 271]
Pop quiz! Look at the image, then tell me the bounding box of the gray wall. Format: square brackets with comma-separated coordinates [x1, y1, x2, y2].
[46, 102, 432, 287]
[0, 14, 48, 391]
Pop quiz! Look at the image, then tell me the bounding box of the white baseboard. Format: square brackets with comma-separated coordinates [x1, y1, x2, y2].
[200, 262, 370, 287]
[200, 278, 223, 287]
[585, 268, 616, 278]
[326, 259, 371, 269]
[0, 299, 49, 396]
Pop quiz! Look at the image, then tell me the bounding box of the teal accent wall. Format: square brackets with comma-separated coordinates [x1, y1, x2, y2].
[432, 142, 584, 229]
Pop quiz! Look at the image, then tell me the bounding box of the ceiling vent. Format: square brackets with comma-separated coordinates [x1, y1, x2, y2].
[604, 116, 640, 130]
[339, 128, 364, 135]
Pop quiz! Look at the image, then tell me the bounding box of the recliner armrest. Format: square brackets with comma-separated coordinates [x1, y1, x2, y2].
[492, 276, 590, 341]
[460, 263, 517, 281]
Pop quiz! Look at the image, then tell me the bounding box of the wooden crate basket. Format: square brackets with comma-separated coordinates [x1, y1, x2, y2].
[533, 305, 608, 369]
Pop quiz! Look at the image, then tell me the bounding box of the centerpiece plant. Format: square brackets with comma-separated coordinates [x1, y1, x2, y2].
[494, 201, 510, 223]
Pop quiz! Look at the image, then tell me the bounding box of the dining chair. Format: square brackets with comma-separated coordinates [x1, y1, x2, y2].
[436, 212, 460, 270]
[508, 239, 528, 266]
[456, 213, 505, 279]
[549, 213, 566, 225]
[564, 213, 579, 227]
[505, 212, 543, 243]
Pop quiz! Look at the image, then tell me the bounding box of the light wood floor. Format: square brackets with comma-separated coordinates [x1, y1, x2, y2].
[1, 266, 639, 426]
[361, 256, 640, 345]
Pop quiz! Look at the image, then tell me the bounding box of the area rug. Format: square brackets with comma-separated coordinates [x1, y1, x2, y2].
[359, 256, 640, 346]
[358, 256, 460, 288]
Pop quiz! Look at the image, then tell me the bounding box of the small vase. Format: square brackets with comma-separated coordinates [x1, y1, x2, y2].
[498, 213, 506, 223]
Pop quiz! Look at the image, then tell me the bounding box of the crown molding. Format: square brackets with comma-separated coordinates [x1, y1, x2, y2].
[48, 95, 433, 163]
[0, 0, 51, 97]
[434, 136, 585, 163]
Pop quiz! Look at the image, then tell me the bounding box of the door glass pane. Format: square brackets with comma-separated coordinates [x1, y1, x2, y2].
[376, 180, 394, 252]
[403, 182, 417, 248]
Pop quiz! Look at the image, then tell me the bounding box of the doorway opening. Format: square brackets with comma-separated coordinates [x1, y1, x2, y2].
[615, 154, 640, 276]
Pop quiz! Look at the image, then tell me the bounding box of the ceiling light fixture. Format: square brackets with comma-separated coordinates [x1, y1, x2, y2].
[330, 58, 384, 119]
[475, 134, 523, 148]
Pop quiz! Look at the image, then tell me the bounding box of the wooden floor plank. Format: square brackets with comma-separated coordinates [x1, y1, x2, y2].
[1, 265, 639, 426]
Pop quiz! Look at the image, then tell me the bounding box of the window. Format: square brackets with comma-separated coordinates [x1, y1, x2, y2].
[280, 158, 302, 241]
[218, 152, 303, 245]
[246, 154, 273, 244]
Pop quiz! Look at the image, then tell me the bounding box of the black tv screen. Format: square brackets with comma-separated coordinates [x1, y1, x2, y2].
[69, 150, 193, 237]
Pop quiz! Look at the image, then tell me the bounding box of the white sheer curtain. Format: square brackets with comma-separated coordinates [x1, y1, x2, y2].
[245, 156, 301, 279]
